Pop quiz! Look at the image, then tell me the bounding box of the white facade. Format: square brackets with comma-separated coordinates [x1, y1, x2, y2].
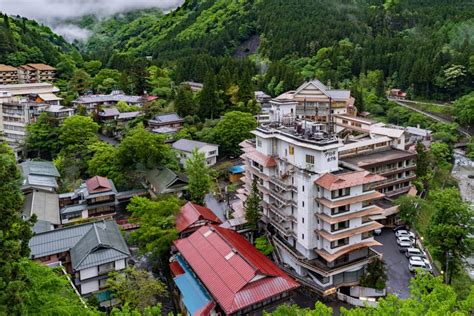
[77, 258, 127, 295]
[175, 143, 219, 166]
[241, 121, 384, 294]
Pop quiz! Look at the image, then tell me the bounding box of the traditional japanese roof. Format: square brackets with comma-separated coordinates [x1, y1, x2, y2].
[314, 171, 385, 191]
[174, 225, 299, 314]
[22, 191, 60, 225]
[150, 112, 183, 124]
[118, 111, 141, 120]
[86, 176, 113, 194]
[98, 108, 120, 117]
[146, 167, 188, 194]
[20, 160, 60, 191]
[172, 139, 218, 153]
[176, 202, 222, 233]
[29, 220, 130, 270]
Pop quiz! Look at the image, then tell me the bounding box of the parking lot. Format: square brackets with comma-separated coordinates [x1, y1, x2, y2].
[373, 228, 412, 299]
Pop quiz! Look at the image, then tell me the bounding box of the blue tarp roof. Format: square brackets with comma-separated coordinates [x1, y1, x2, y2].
[174, 256, 213, 315]
[228, 165, 245, 174]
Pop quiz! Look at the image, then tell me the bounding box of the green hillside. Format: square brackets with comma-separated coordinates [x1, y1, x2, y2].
[82, 0, 474, 100]
[0, 13, 81, 67]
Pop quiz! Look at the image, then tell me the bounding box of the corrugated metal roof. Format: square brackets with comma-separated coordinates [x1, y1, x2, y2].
[174, 225, 299, 314]
[176, 202, 222, 233]
[20, 160, 60, 177]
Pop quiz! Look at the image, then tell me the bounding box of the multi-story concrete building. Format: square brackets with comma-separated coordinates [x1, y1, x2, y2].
[240, 117, 388, 294]
[172, 139, 219, 166]
[1, 101, 42, 152]
[0, 64, 19, 84]
[18, 64, 56, 83]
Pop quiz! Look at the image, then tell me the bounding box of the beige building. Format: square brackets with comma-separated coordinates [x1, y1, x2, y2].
[0, 64, 19, 85]
[18, 64, 56, 83]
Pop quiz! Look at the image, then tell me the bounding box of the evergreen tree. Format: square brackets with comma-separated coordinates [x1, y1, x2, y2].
[245, 178, 261, 230]
[175, 85, 196, 117]
[0, 142, 35, 312]
[185, 149, 211, 205]
[198, 73, 223, 119]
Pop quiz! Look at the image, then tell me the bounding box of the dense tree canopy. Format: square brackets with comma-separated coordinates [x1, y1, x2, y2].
[185, 149, 211, 205]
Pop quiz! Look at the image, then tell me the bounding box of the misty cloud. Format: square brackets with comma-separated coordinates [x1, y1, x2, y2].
[1, 0, 184, 41]
[1, 0, 184, 21]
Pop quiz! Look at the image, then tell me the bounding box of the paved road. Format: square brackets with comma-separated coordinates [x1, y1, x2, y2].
[97, 133, 119, 146]
[204, 193, 227, 222]
[389, 98, 472, 137]
[373, 228, 411, 299]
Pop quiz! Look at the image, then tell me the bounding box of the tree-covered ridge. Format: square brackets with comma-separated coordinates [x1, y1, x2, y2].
[0, 13, 81, 66]
[82, 0, 474, 100]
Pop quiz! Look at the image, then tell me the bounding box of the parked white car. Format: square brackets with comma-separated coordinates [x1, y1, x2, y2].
[395, 230, 415, 240]
[409, 258, 427, 272]
[405, 247, 426, 258]
[409, 256, 432, 273]
[398, 241, 413, 252]
[397, 236, 414, 246]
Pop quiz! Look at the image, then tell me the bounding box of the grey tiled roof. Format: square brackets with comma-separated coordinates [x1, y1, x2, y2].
[151, 112, 183, 123]
[172, 139, 218, 152]
[22, 191, 60, 225]
[146, 167, 188, 194]
[29, 220, 130, 271]
[20, 160, 60, 177]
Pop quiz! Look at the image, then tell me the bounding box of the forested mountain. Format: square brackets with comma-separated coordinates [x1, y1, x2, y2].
[82, 0, 474, 100]
[0, 13, 81, 67]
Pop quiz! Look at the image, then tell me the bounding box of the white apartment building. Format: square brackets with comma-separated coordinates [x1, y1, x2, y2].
[172, 139, 219, 166]
[240, 118, 386, 294]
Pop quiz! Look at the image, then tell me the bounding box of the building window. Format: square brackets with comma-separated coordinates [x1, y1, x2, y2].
[209, 150, 217, 156]
[362, 231, 373, 239]
[302, 201, 304, 207]
[331, 188, 350, 199]
[289, 145, 294, 155]
[331, 205, 349, 215]
[302, 185, 304, 192]
[305, 154, 315, 164]
[331, 221, 349, 232]
[302, 217, 304, 224]
[331, 237, 349, 249]
[302, 234, 304, 240]
[257, 139, 262, 147]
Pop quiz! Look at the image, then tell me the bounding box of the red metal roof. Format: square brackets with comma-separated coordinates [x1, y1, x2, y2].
[170, 261, 185, 277]
[176, 202, 222, 233]
[85, 176, 112, 193]
[314, 171, 385, 191]
[174, 225, 299, 314]
[243, 150, 277, 168]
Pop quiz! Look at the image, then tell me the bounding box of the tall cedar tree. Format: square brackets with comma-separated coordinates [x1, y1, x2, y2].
[245, 177, 261, 230]
[185, 149, 211, 205]
[0, 142, 35, 311]
[198, 73, 222, 119]
[175, 85, 195, 117]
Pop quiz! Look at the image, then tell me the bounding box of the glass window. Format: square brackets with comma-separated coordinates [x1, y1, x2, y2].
[289, 145, 294, 155]
[306, 155, 315, 164]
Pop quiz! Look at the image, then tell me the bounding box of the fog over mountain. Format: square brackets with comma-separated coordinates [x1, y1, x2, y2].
[1, 0, 184, 41]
